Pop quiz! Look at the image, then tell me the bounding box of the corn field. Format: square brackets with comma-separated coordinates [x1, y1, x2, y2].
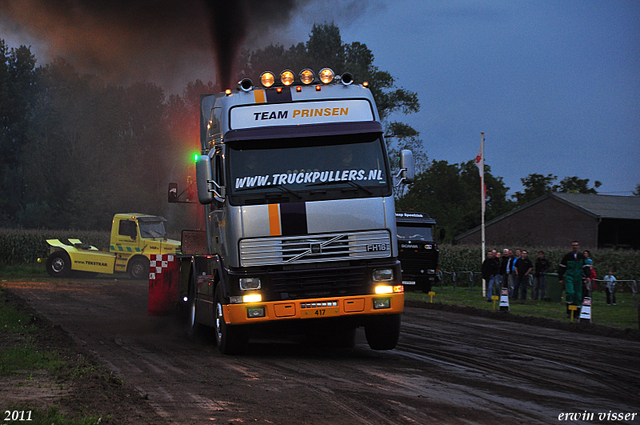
[0, 228, 110, 265]
[2, 228, 639, 291]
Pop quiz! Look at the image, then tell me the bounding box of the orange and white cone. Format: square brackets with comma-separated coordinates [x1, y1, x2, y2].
[499, 287, 510, 311]
[579, 297, 592, 323]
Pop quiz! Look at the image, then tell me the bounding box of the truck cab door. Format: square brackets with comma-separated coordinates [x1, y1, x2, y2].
[112, 219, 141, 256]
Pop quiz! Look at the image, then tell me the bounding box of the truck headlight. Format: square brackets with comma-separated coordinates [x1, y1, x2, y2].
[372, 268, 393, 282]
[239, 277, 261, 290]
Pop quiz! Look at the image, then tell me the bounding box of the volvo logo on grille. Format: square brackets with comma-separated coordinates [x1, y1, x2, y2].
[310, 243, 322, 254]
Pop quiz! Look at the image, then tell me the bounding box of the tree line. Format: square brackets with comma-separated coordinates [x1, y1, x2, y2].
[0, 24, 605, 239]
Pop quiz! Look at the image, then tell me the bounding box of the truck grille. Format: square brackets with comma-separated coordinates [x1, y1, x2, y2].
[239, 230, 391, 267]
[269, 266, 366, 299]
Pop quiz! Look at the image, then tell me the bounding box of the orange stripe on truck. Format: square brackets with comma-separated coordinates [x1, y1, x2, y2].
[254, 89, 266, 104]
[268, 204, 281, 236]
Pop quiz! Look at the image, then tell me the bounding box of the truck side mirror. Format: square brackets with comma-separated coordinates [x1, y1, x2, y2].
[400, 149, 415, 184]
[196, 155, 224, 204]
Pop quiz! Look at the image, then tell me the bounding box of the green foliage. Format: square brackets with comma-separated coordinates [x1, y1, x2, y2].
[396, 159, 513, 239]
[513, 173, 603, 207]
[0, 228, 110, 265]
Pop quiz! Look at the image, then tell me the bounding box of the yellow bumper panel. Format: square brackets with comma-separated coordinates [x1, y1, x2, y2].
[224, 293, 404, 325]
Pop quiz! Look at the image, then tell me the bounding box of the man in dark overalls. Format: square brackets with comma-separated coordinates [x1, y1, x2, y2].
[558, 241, 590, 317]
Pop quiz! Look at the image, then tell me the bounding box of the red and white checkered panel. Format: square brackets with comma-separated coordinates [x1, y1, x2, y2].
[148, 254, 179, 316]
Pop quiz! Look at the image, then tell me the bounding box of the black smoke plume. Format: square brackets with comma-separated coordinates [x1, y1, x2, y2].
[0, 0, 311, 90]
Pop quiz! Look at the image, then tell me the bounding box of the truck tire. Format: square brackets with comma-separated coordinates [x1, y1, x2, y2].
[128, 257, 149, 280]
[364, 314, 401, 350]
[46, 251, 72, 278]
[214, 284, 248, 355]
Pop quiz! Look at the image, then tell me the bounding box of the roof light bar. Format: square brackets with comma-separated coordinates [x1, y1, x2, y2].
[280, 70, 295, 86]
[299, 69, 315, 85]
[260, 71, 275, 88]
[319, 68, 335, 84]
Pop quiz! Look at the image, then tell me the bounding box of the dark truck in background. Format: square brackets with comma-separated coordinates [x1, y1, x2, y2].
[395, 212, 439, 293]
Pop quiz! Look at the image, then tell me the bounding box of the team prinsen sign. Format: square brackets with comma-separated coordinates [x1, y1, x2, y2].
[229, 99, 374, 130]
[235, 168, 385, 189]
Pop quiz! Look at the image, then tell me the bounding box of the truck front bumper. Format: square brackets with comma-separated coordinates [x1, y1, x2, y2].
[223, 293, 404, 326]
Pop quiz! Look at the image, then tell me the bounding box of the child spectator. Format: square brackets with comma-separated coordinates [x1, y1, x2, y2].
[603, 269, 617, 306]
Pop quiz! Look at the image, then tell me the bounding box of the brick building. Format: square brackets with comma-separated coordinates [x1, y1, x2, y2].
[455, 193, 640, 249]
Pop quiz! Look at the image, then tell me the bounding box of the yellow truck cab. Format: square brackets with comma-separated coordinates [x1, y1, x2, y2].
[43, 214, 180, 279]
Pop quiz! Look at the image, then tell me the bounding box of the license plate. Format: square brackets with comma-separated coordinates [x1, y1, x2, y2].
[301, 307, 340, 319]
[402, 280, 416, 285]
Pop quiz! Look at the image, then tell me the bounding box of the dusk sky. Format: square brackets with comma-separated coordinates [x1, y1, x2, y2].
[286, 0, 640, 196]
[2, 0, 639, 196]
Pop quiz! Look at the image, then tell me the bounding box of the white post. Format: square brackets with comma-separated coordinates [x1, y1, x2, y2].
[480, 132, 486, 297]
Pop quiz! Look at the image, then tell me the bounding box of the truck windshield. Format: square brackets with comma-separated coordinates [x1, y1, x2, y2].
[227, 134, 391, 205]
[397, 226, 434, 241]
[139, 221, 167, 239]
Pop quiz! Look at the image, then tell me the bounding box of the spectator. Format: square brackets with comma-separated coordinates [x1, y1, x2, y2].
[583, 250, 597, 297]
[506, 249, 516, 295]
[482, 251, 499, 302]
[512, 250, 533, 301]
[499, 249, 509, 288]
[510, 249, 522, 296]
[603, 269, 617, 306]
[494, 250, 503, 289]
[533, 251, 550, 301]
[558, 241, 590, 316]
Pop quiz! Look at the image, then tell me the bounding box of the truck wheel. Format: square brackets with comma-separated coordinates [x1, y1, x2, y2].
[46, 251, 72, 278]
[364, 314, 401, 350]
[214, 285, 248, 355]
[128, 257, 149, 280]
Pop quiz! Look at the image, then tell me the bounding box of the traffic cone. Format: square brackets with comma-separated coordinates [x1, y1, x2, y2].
[499, 287, 510, 311]
[579, 297, 592, 323]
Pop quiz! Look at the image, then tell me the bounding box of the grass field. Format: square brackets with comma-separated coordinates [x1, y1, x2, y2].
[406, 285, 640, 331]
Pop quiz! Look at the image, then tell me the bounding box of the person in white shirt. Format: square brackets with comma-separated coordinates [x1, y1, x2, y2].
[603, 269, 617, 306]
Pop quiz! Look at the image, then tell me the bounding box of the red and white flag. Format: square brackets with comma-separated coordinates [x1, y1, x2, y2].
[475, 140, 485, 214]
[475, 144, 484, 177]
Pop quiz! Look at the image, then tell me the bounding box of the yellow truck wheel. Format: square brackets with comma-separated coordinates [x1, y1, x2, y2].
[46, 251, 72, 278]
[128, 257, 149, 280]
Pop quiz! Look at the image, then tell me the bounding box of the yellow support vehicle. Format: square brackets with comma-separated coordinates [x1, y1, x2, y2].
[42, 214, 180, 279]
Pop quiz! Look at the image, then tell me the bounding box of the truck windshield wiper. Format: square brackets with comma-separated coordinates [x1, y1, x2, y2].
[306, 180, 373, 195]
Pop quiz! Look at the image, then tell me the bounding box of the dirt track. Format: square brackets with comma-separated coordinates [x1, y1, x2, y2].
[3, 278, 640, 425]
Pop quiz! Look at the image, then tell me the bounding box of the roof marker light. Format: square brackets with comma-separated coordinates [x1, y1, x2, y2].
[260, 71, 275, 88]
[319, 68, 335, 84]
[315, 85, 321, 91]
[296, 86, 302, 92]
[225, 89, 231, 96]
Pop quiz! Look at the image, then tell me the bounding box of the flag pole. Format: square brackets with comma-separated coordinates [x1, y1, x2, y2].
[480, 132, 486, 297]
[480, 132, 485, 260]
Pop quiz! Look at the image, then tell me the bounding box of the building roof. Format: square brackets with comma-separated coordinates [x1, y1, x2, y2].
[553, 193, 640, 220]
[455, 193, 640, 241]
